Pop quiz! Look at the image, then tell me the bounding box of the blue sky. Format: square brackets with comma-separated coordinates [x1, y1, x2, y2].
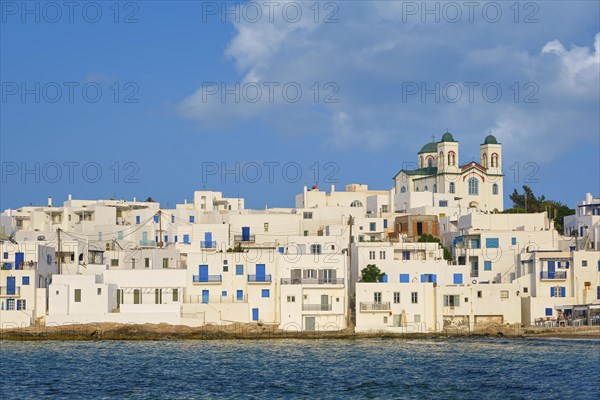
[1, 1, 598, 210]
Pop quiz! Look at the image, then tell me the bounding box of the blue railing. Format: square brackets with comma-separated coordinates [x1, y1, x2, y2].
[192, 275, 222, 283]
[540, 271, 567, 280]
[247, 274, 272, 283]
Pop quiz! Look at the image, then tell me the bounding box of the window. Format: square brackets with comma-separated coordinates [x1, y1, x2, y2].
[383, 219, 388, 229]
[304, 269, 316, 279]
[394, 292, 400, 304]
[223, 265, 228, 272]
[16, 299, 26, 310]
[350, 200, 363, 207]
[511, 237, 517, 246]
[545, 308, 553, 316]
[427, 157, 433, 168]
[453, 273, 463, 284]
[173, 288, 178, 302]
[523, 287, 528, 294]
[74, 289, 82, 302]
[261, 289, 270, 298]
[468, 177, 479, 195]
[400, 274, 410, 283]
[97, 288, 102, 295]
[443, 295, 460, 307]
[111, 259, 119, 267]
[449, 182, 455, 193]
[236, 265, 244, 275]
[424, 185, 428, 191]
[448, 152, 456, 166]
[485, 238, 499, 248]
[439, 200, 448, 207]
[287, 296, 295, 302]
[597, 286, 600, 300]
[433, 184, 437, 193]
[6, 299, 15, 310]
[421, 274, 436, 283]
[411, 292, 418, 304]
[492, 183, 498, 195]
[500, 290, 509, 299]
[477, 291, 482, 298]
[2, 252, 7, 259]
[369, 222, 376, 231]
[162, 258, 169, 269]
[414, 315, 421, 323]
[491, 153, 499, 167]
[310, 244, 322, 254]
[134, 289, 141, 304]
[189, 216, 195, 223]
[22, 276, 30, 285]
[582, 260, 588, 267]
[400, 186, 406, 193]
[145, 258, 150, 268]
[369, 251, 375, 260]
[379, 251, 386, 260]
[374, 292, 382, 303]
[484, 261, 492, 271]
[236, 290, 244, 301]
[155, 289, 162, 304]
[183, 234, 190, 244]
[482, 153, 488, 168]
[303, 212, 313, 219]
[550, 287, 565, 297]
[383, 316, 388, 323]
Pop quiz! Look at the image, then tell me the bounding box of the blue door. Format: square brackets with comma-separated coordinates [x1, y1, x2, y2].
[548, 261, 555, 278]
[15, 252, 24, 269]
[204, 232, 213, 248]
[256, 264, 265, 281]
[242, 227, 250, 241]
[252, 308, 259, 321]
[199, 265, 208, 282]
[6, 276, 16, 295]
[202, 290, 209, 304]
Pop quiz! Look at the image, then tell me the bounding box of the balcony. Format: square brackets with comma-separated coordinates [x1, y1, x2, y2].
[192, 275, 222, 284]
[247, 275, 272, 283]
[360, 302, 391, 312]
[139, 240, 157, 248]
[0, 286, 21, 297]
[540, 271, 567, 280]
[234, 234, 255, 243]
[281, 278, 344, 285]
[302, 303, 333, 311]
[185, 295, 248, 304]
[200, 241, 217, 249]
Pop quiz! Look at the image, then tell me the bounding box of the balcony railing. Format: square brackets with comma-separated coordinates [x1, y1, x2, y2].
[0, 286, 21, 297]
[281, 278, 344, 285]
[247, 274, 272, 283]
[540, 271, 567, 280]
[139, 240, 157, 247]
[360, 302, 391, 312]
[234, 235, 255, 243]
[302, 303, 333, 311]
[192, 275, 222, 283]
[185, 295, 248, 304]
[200, 241, 216, 249]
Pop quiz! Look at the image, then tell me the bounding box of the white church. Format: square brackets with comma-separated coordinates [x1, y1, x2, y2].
[393, 132, 504, 212]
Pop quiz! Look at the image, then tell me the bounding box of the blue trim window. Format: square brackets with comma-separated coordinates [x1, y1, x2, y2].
[400, 186, 406, 193]
[468, 177, 479, 195]
[597, 286, 600, 300]
[453, 273, 463, 284]
[183, 234, 190, 244]
[380, 274, 388, 283]
[369, 222, 376, 232]
[484, 261, 492, 271]
[136, 216, 140, 224]
[189, 216, 195, 223]
[3, 252, 7, 259]
[236, 290, 244, 301]
[545, 308, 552, 316]
[22, 276, 30, 285]
[511, 237, 517, 245]
[399, 274, 410, 283]
[154, 215, 159, 223]
[236, 265, 244, 275]
[485, 238, 499, 248]
[221, 291, 227, 297]
[261, 289, 270, 298]
[439, 200, 448, 207]
[383, 219, 388, 229]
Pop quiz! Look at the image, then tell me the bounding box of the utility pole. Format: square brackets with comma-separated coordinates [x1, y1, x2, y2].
[57, 228, 61, 274]
[158, 211, 163, 248]
[347, 215, 354, 328]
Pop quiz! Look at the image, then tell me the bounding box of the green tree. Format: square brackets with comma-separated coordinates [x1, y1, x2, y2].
[417, 234, 453, 261]
[361, 264, 385, 282]
[504, 186, 574, 234]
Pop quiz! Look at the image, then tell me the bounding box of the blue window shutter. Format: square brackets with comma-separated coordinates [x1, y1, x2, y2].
[2, 252, 7, 259]
[545, 308, 552, 316]
[242, 227, 250, 241]
[171, 215, 175, 223]
[256, 264, 266, 278]
[484, 261, 492, 271]
[557, 261, 562, 268]
[432, 274, 437, 283]
[485, 238, 499, 248]
[453, 273, 463, 284]
[381, 274, 388, 283]
[183, 234, 190, 244]
[201, 290, 209, 304]
[511, 237, 516, 245]
[164, 235, 168, 242]
[155, 236, 159, 243]
[560, 287, 565, 297]
[236, 265, 243, 275]
[118, 231, 123, 240]
[400, 274, 409, 283]
[154, 215, 159, 223]
[598, 261, 600, 271]
[597, 286, 600, 300]
[383, 219, 388, 229]
[22, 276, 30, 285]
[550, 287, 555, 297]
[252, 308, 259, 321]
[420, 274, 426, 283]
[189, 216, 195, 223]
[136, 216, 140, 224]
[262, 289, 270, 298]
[221, 291, 227, 297]
[174, 236, 178, 243]
[237, 290, 243, 300]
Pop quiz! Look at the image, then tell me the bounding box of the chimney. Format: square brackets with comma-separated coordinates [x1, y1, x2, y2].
[67, 194, 72, 201]
[48, 196, 52, 207]
[331, 184, 335, 193]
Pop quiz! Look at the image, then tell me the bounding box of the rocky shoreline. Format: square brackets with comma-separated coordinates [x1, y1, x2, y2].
[1, 323, 599, 341]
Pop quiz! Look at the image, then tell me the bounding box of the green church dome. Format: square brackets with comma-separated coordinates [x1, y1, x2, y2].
[484, 134, 498, 144]
[418, 142, 438, 154]
[441, 132, 455, 142]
